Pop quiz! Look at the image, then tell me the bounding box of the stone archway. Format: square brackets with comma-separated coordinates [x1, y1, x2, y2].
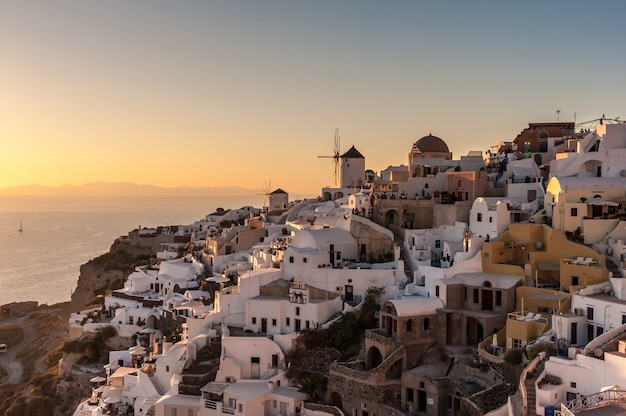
[322, 192, 332, 201]
[385, 357, 404, 379]
[366, 345, 383, 370]
[333, 191, 344, 200]
[385, 209, 399, 227]
[329, 391, 342, 409]
[466, 316, 484, 345]
[146, 314, 158, 329]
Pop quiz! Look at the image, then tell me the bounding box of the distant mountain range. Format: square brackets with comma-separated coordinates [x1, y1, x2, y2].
[0, 182, 262, 196]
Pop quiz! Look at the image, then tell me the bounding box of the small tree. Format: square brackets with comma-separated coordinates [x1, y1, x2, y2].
[504, 348, 524, 365]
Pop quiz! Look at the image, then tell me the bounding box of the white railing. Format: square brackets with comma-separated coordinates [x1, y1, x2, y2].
[555, 390, 626, 415]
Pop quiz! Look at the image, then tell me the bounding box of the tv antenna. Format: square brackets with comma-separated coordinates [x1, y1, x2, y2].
[318, 128, 341, 186]
[258, 180, 272, 210]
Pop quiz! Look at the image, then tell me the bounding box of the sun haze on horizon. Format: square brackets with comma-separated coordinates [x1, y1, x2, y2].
[1, 1, 625, 196]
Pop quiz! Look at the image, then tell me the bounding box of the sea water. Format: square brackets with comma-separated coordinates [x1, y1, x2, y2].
[0, 194, 265, 306]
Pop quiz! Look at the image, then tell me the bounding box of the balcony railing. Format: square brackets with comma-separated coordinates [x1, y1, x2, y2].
[556, 389, 626, 415]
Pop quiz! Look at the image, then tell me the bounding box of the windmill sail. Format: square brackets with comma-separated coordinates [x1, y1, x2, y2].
[318, 128, 341, 186]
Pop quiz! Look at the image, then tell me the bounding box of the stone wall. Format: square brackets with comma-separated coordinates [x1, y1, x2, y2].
[328, 346, 406, 415]
[432, 201, 472, 227]
[350, 215, 395, 262]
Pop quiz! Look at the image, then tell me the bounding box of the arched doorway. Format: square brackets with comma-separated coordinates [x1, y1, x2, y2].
[366, 346, 383, 370]
[466, 317, 484, 345]
[385, 357, 404, 378]
[329, 391, 342, 409]
[385, 209, 399, 227]
[146, 315, 158, 329]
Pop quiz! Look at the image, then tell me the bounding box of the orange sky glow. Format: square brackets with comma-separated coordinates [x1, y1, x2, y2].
[1, 2, 624, 196]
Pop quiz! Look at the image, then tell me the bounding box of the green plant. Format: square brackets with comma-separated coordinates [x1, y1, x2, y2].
[503, 348, 524, 365]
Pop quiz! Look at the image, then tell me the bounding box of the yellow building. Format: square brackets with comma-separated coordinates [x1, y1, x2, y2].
[480, 223, 610, 351]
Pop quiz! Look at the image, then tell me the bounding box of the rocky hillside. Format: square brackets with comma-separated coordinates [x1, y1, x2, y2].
[0, 231, 190, 415]
[70, 232, 187, 310]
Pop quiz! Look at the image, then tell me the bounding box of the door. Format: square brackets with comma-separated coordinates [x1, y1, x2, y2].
[251, 357, 260, 379]
[261, 318, 267, 333]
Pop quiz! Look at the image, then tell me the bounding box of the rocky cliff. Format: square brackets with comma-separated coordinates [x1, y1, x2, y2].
[70, 233, 186, 310]
[0, 231, 190, 415]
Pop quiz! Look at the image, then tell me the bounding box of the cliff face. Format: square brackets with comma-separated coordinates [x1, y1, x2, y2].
[1, 231, 191, 415]
[70, 233, 185, 311]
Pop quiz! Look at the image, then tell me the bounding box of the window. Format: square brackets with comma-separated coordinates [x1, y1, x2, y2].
[129, 316, 134, 324]
[513, 339, 523, 349]
[489, 216, 493, 223]
[238, 404, 243, 412]
[289, 256, 294, 263]
[572, 276, 579, 286]
[423, 317, 430, 330]
[273, 400, 277, 409]
[464, 287, 467, 301]
[286, 317, 290, 326]
[571, 207, 578, 217]
[622, 314, 626, 325]
[296, 307, 300, 316]
[272, 319, 277, 326]
[435, 240, 441, 249]
[306, 320, 310, 329]
[597, 326, 604, 336]
[473, 289, 479, 303]
[587, 307, 594, 320]
[571, 382, 577, 388]
[252, 317, 257, 324]
[406, 387, 414, 401]
[406, 319, 413, 332]
[457, 179, 464, 188]
[303, 257, 307, 263]
[435, 286, 440, 297]
[495, 291, 502, 306]
[477, 213, 483, 222]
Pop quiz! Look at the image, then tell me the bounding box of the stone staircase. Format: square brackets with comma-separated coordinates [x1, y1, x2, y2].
[524, 359, 545, 415]
[149, 374, 167, 395]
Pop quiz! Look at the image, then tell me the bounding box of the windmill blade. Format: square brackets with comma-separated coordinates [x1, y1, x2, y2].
[318, 128, 341, 186]
[257, 180, 272, 209]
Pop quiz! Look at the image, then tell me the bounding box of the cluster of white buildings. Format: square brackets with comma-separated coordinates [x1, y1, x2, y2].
[72, 122, 626, 416]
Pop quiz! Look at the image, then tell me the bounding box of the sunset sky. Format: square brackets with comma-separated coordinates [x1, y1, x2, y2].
[1, 1, 625, 195]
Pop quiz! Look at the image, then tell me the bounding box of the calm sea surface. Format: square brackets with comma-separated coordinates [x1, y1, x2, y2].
[0, 194, 265, 306]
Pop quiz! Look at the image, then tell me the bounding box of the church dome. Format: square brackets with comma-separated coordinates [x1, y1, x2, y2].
[413, 134, 450, 153]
